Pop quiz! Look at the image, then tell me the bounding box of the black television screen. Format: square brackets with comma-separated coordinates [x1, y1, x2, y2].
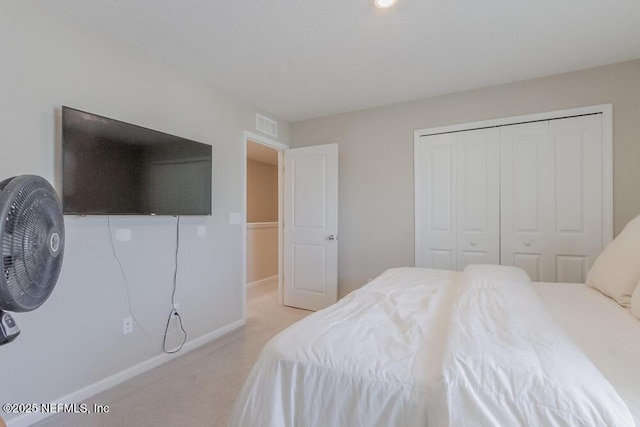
[62, 106, 212, 216]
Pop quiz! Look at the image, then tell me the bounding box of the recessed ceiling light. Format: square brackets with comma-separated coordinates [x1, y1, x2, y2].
[374, 0, 397, 9]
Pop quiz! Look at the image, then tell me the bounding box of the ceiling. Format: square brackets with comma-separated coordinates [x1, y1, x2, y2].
[38, 0, 640, 122]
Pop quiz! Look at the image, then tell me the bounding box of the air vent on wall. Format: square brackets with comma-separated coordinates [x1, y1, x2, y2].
[256, 114, 278, 138]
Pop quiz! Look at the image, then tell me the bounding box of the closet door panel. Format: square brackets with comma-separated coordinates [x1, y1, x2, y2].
[550, 115, 603, 283]
[415, 134, 457, 270]
[512, 253, 543, 281]
[555, 255, 588, 284]
[500, 122, 552, 281]
[456, 128, 500, 270]
[460, 250, 491, 267]
[555, 135, 585, 232]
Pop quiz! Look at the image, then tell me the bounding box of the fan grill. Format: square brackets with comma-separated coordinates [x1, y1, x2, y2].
[0, 176, 64, 312]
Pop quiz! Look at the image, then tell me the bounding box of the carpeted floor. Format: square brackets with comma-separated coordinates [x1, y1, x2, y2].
[33, 282, 310, 427]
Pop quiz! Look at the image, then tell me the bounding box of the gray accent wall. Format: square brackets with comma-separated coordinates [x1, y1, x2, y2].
[290, 59, 640, 297]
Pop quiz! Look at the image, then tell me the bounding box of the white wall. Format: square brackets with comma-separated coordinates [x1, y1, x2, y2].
[0, 3, 288, 425]
[290, 59, 640, 297]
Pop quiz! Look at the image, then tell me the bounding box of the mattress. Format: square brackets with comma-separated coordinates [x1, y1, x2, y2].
[534, 282, 640, 425]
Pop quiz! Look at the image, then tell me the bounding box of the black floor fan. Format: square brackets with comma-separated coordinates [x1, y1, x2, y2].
[0, 175, 64, 346]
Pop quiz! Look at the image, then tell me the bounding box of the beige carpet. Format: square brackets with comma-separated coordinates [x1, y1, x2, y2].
[33, 282, 309, 427]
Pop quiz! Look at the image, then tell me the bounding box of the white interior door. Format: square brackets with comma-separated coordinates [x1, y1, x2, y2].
[548, 115, 603, 283]
[500, 121, 553, 281]
[415, 133, 457, 269]
[500, 115, 604, 283]
[455, 128, 500, 269]
[283, 144, 338, 311]
[415, 128, 499, 270]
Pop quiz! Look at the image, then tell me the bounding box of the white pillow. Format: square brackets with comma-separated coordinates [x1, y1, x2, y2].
[632, 282, 640, 319]
[586, 215, 640, 307]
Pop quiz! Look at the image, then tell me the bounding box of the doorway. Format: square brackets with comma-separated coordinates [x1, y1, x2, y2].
[243, 132, 286, 317]
[241, 132, 339, 317]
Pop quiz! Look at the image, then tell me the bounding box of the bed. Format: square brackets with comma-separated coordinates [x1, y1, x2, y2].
[229, 264, 640, 426]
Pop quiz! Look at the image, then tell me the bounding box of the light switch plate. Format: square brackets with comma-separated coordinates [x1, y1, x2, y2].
[229, 213, 242, 225]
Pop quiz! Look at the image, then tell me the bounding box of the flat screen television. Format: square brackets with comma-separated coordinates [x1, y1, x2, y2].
[62, 106, 212, 216]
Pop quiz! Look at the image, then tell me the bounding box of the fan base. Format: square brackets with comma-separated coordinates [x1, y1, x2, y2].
[0, 311, 20, 345]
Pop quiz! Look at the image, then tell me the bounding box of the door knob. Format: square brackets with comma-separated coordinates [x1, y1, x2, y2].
[328, 234, 338, 240]
[470, 241, 476, 246]
[524, 240, 531, 246]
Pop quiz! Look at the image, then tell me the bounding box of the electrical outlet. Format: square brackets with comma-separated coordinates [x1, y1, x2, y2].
[122, 317, 133, 335]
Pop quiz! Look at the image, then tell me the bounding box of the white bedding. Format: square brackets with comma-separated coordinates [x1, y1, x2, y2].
[534, 281, 640, 425]
[429, 265, 632, 426]
[229, 266, 637, 427]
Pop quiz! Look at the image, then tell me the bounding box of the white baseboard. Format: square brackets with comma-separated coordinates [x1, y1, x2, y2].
[7, 319, 245, 427]
[246, 275, 278, 289]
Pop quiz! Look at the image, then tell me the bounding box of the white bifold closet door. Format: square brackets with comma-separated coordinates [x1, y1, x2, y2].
[499, 121, 552, 280]
[416, 114, 603, 283]
[500, 115, 603, 283]
[414, 127, 500, 270]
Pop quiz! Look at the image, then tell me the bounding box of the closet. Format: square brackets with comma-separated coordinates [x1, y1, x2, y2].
[415, 110, 609, 283]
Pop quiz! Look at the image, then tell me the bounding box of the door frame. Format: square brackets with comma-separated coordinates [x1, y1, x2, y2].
[414, 103, 613, 267]
[242, 131, 288, 321]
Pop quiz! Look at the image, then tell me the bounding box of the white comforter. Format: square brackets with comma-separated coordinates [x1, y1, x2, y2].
[229, 265, 634, 427]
